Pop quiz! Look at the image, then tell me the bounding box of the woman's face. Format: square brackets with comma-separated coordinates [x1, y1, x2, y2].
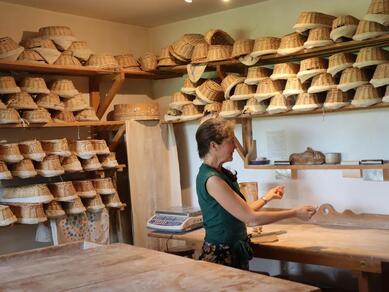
[216, 137, 236, 163]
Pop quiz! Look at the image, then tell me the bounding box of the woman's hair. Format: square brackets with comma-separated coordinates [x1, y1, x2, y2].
[195, 118, 235, 158]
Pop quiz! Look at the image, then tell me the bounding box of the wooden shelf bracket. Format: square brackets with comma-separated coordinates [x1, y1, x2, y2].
[96, 71, 125, 119]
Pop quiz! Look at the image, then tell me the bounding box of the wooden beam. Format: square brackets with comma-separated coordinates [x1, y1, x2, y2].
[109, 125, 126, 151]
[233, 135, 246, 160]
[216, 65, 226, 80]
[89, 76, 100, 112]
[97, 71, 125, 119]
[241, 118, 253, 154]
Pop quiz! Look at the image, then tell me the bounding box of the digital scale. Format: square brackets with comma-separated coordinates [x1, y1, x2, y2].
[147, 206, 203, 233]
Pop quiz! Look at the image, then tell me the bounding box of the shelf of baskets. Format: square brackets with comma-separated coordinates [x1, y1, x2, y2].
[162, 35, 389, 73]
[0, 120, 125, 131]
[244, 163, 389, 170]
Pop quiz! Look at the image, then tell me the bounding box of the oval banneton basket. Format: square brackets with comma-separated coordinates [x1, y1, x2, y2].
[109, 102, 160, 121]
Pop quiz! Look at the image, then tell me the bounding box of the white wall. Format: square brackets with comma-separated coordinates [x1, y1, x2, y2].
[150, 0, 389, 215]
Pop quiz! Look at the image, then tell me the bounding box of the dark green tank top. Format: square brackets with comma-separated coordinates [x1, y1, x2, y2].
[196, 163, 247, 246]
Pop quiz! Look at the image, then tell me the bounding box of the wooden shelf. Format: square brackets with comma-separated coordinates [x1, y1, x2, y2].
[244, 163, 389, 170]
[162, 102, 389, 125]
[0, 60, 183, 79]
[0, 120, 125, 131]
[161, 35, 389, 73]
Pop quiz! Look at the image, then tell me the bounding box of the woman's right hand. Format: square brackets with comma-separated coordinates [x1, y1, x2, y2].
[295, 205, 317, 221]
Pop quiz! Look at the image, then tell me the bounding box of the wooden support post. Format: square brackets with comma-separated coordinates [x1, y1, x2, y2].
[89, 76, 101, 112]
[96, 71, 125, 119]
[355, 271, 370, 292]
[216, 65, 226, 80]
[233, 136, 246, 161]
[241, 118, 253, 154]
[109, 125, 126, 152]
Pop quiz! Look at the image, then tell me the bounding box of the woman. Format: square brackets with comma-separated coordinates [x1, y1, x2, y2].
[196, 118, 317, 270]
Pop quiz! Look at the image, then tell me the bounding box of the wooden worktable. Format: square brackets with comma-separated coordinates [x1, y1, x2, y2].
[0, 242, 318, 291]
[149, 223, 389, 292]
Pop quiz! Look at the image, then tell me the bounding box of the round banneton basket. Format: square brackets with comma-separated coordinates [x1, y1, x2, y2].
[195, 80, 224, 104]
[110, 102, 160, 121]
[61, 154, 83, 172]
[87, 54, 119, 70]
[206, 45, 232, 62]
[44, 200, 66, 219]
[48, 181, 78, 202]
[91, 140, 110, 155]
[54, 51, 82, 67]
[18, 140, 46, 162]
[277, 32, 305, 56]
[63, 197, 86, 215]
[9, 204, 47, 224]
[0, 143, 24, 163]
[85, 194, 105, 213]
[330, 15, 359, 42]
[50, 79, 79, 99]
[100, 152, 119, 169]
[92, 178, 116, 195]
[69, 140, 95, 159]
[10, 159, 37, 179]
[72, 180, 97, 199]
[0, 205, 17, 226]
[115, 54, 140, 69]
[41, 138, 71, 157]
[81, 155, 102, 171]
[0, 161, 12, 180]
[20, 77, 50, 94]
[0, 76, 20, 94]
[36, 155, 65, 177]
[0, 184, 54, 204]
[338, 67, 369, 92]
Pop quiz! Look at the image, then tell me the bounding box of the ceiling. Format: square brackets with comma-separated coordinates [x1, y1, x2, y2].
[2, 0, 267, 27]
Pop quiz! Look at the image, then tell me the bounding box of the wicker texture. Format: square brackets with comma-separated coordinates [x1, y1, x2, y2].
[371, 63, 389, 87]
[330, 15, 360, 41]
[219, 100, 241, 117]
[170, 91, 193, 110]
[324, 88, 350, 110]
[81, 155, 102, 171]
[68, 41, 94, 61]
[103, 192, 124, 208]
[352, 84, 381, 107]
[75, 108, 99, 121]
[195, 79, 224, 103]
[169, 34, 205, 62]
[353, 20, 387, 41]
[87, 54, 119, 69]
[41, 139, 71, 157]
[270, 63, 299, 80]
[49, 181, 78, 202]
[0, 143, 23, 163]
[221, 74, 245, 99]
[255, 78, 283, 101]
[1, 184, 53, 204]
[36, 155, 65, 177]
[243, 97, 267, 114]
[277, 33, 305, 55]
[293, 11, 336, 33]
[100, 152, 119, 169]
[204, 29, 234, 45]
[232, 39, 254, 58]
[338, 67, 369, 91]
[191, 43, 208, 64]
[245, 66, 271, 85]
[298, 57, 328, 83]
[327, 52, 356, 76]
[230, 83, 256, 101]
[50, 79, 79, 99]
[9, 204, 47, 224]
[54, 52, 82, 66]
[64, 94, 90, 112]
[139, 53, 158, 71]
[19, 140, 45, 162]
[293, 92, 320, 112]
[283, 77, 306, 96]
[267, 94, 292, 114]
[0, 76, 21, 94]
[17, 50, 46, 63]
[304, 27, 333, 49]
[0, 205, 17, 226]
[7, 92, 37, 110]
[45, 200, 65, 219]
[364, 0, 389, 25]
[85, 194, 105, 213]
[69, 140, 95, 159]
[308, 73, 336, 93]
[64, 197, 86, 215]
[36, 92, 65, 111]
[73, 180, 97, 198]
[207, 45, 232, 62]
[10, 159, 37, 179]
[251, 37, 280, 57]
[22, 108, 51, 124]
[0, 37, 24, 60]
[92, 178, 116, 195]
[354, 47, 388, 68]
[61, 154, 83, 172]
[0, 108, 21, 124]
[111, 102, 160, 121]
[20, 77, 49, 94]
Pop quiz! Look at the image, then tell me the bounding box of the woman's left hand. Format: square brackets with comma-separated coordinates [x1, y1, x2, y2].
[264, 186, 284, 201]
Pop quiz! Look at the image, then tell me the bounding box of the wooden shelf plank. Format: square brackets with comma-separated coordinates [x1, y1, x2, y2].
[0, 60, 183, 79]
[0, 120, 124, 130]
[161, 35, 389, 72]
[163, 102, 389, 124]
[244, 164, 389, 170]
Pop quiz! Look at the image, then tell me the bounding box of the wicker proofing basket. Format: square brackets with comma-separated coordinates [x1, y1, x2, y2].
[102, 192, 124, 208]
[139, 53, 158, 71]
[38, 26, 77, 50]
[230, 83, 256, 101]
[36, 92, 65, 111]
[54, 51, 82, 66]
[170, 91, 193, 110]
[50, 79, 79, 99]
[191, 43, 208, 64]
[111, 102, 160, 121]
[338, 67, 369, 92]
[64, 94, 90, 112]
[254, 78, 284, 101]
[327, 52, 356, 76]
[61, 154, 83, 172]
[304, 27, 333, 49]
[351, 84, 381, 107]
[231, 39, 254, 58]
[92, 178, 116, 195]
[207, 45, 232, 62]
[85, 194, 105, 213]
[17, 49, 46, 63]
[0, 37, 24, 60]
[81, 154, 102, 171]
[68, 41, 94, 62]
[245, 66, 272, 85]
[308, 73, 337, 93]
[0, 143, 24, 163]
[22, 108, 51, 124]
[64, 197, 86, 215]
[221, 74, 245, 99]
[41, 138, 71, 157]
[352, 20, 388, 41]
[10, 159, 37, 179]
[266, 94, 292, 114]
[364, 0, 389, 25]
[277, 33, 305, 55]
[0, 184, 54, 204]
[20, 37, 60, 64]
[293, 11, 336, 33]
[52, 110, 76, 123]
[330, 15, 360, 41]
[169, 34, 205, 62]
[195, 79, 224, 103]
[0, 76, 21, 94]
[44, 200, 65, 219]
[324, 88, 350, 110]
[204, 29, 234, 45]
[86, 54, 119, 70]
[115, 54, 140, 69]
[0, 161, 12, 180]
[242, 97, 267, 114]
[370, 63, 389, 87]
[297, 57, 328, 83]
[354, 47, 388, 68]
[9, 204, 47, 224]
[100, 152, 119, 169]
[270, 63, 299, 80]
[75, 108, 99, 121]
[36, 155, 65, 177]
[7, 91, 38, 110]
[69, 140, 95, 159]
[72, 180, 97, 198]
[0, 108, 21, 125]
[0, 205, 17, 226]
[19, 140, 46, 162]
[292, 92, 320, 112]
[48, 181, 78, 202]
[20, 77, 50, 94]
[283, 77, 306, 96]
